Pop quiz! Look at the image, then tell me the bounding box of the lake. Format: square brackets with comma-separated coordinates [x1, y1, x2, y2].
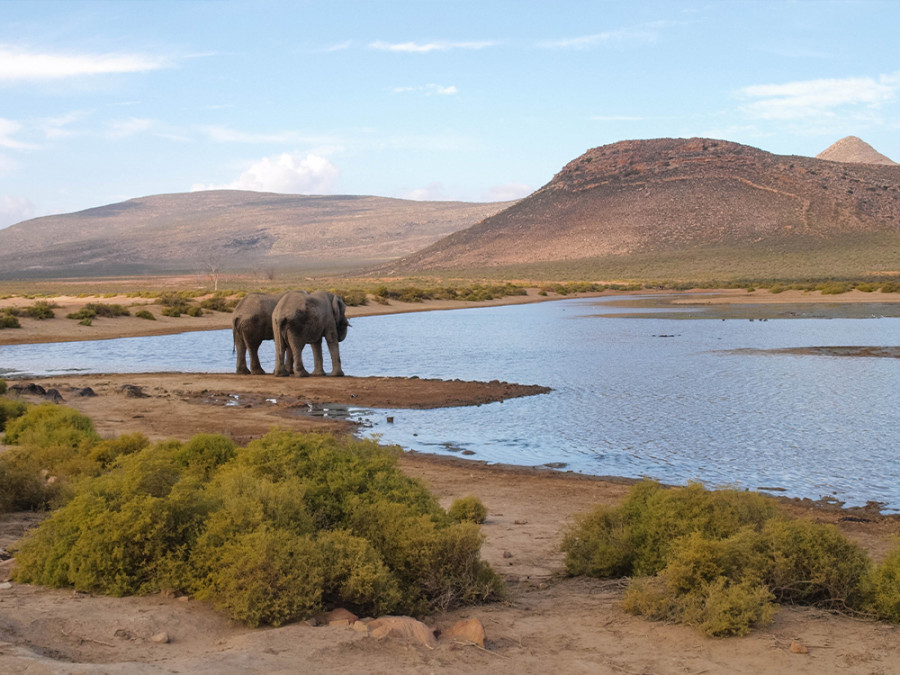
[2, 296, 899, 510]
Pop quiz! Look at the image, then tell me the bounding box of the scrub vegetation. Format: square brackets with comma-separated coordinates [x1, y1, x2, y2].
[562, 480, 900, 636]
[1, 399, 504, 626]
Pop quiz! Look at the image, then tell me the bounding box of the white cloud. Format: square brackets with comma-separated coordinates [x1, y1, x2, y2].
[0, 195, 35, 229]
[403, 182, 448, 201]
[392, 83, 458, 96]
[38, 111, 88, 140]
[199, 124, 336, 146]
[369, 40, 496, 53]
[737, 74, 898, 120]
[485, 182, 532, 202]
[540, 25, 662, 49]
[0, 118, 33, 149]
[192, 152, 340, 194]
[106, 117, 156, 139]
[0, 46, 171, 81]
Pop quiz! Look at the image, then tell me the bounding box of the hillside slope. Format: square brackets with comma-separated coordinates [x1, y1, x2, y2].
[381, 138, 900, 278]
[0, 191, 514, 278]
[817, 136, 898, 166]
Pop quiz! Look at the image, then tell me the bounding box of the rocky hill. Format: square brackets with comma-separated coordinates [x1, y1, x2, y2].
[0, 191, 515, 279]
[381, 138, 900, 277]
[817, 136, 897, 165]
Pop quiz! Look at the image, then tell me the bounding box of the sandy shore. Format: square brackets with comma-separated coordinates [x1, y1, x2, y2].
[3, 287, 900, 673]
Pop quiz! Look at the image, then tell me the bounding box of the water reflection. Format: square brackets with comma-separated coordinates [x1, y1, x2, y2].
[1, 296, 898, 510]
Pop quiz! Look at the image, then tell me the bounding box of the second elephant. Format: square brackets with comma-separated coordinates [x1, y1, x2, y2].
[272, 290, 349, 377]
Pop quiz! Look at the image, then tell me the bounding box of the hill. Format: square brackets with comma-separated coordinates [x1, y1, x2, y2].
[0, 191, 515, 279]
[817, 136, 898, 166]
[379, 138, 900, 280]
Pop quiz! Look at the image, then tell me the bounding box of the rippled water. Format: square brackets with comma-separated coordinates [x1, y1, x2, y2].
[2, 296, 899, 510]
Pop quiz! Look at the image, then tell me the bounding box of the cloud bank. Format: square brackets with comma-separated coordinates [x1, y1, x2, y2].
[0, 46, 171, 81]
[192, 152, 340, 194]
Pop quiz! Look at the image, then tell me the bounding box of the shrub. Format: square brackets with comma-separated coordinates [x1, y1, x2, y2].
[199, 296, 233, 312]
[0, 378, 6, 395]
[23, 301, 57, 319]
[4, 403, 100, 449]
[0, 312, 20, 329]
[448, 495, 488, 524]
[12, 429, 504, 625]
[866, 544, 900, 622]
[135, 309, 155, 320]
[562, 480, 776, 578]
[0, 398, 27, 431]
[565, 481, 881, 635]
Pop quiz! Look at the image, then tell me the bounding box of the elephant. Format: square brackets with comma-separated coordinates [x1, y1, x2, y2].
[232, 292, 288, 374]
[272, 290, 349, 377]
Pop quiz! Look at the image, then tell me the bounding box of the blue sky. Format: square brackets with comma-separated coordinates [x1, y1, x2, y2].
[1, 0, 898, 228]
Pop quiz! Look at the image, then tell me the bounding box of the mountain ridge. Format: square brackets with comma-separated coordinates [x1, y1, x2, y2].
[379, 137, 900, 276]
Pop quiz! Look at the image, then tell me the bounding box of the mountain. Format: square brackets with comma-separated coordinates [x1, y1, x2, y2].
[817, 136, 898, 166]
[0, 191, 515, 278]
[379, 138, 900, 278]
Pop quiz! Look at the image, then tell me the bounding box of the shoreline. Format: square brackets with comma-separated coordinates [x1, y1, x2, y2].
[2, 286, 899, 347]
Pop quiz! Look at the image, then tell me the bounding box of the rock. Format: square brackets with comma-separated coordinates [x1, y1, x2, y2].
[367, 616, 437, 649]
[789, 641, 808, 654]
[10, 383, 46, 396]
[75, 387, 97, 397]
[149, 632, 170, 644]
[444, 617, 486, 648]
[0, 582, 13, 590]
[121, 384, 149, 398]
[44, 388, 63, 402]
[326, 607, 359, 626]
[351, 620, 371, 633]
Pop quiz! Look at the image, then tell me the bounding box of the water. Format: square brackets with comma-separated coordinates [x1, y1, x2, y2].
[2, 297, 898, 510]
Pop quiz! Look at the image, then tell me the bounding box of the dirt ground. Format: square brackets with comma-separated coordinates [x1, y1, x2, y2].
[3, 288, 900, 674]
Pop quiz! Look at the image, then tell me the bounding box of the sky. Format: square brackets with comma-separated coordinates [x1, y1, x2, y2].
[1, 0, 899, 229]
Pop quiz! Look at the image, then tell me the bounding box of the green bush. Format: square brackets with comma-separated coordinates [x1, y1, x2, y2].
[4, 403, 100, 449]
[0, 378, 6, 395]
[866, 544, 900, 622]
[22, 301, 57, 319]
[0, 398, 27, 431]
[199, 296, 233, 312]
[0, 312, 20, 329]
[562, 481, 776, 578]
[563, 480, 877, 636]
[12, 429, 505, 626]
[448, 495, 488, 524]
[135, 309, 156, 320]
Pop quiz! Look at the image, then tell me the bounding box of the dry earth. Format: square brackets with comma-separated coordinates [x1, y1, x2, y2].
[3, 289, 900, 674]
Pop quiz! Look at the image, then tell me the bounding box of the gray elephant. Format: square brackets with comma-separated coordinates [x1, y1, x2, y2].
[232, 292, 287, 374]
[272, 290, 349, 377]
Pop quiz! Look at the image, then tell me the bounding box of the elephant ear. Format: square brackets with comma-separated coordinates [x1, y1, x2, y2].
[332, 293, 347, 323]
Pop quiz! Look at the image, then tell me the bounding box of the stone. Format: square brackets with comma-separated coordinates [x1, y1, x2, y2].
[789, 641, 808, 654]
[76, 387, 97, 397]
[326, 607, 359, 626]
[149, 632, 170, 644]
[351, 620, 371, 633]
[444, 617, 486, 648]
[121, 384, 149, 398]
[0, 582, 13, 590]
[367, 616, 437, 649]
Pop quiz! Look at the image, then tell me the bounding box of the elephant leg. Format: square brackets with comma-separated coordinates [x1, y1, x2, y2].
[287, 333, 310, 377]
[310, 339, 326, 376]
[273, 324, 290, 377]
[325, 338, 344, 377]
[235, 333, 251, 375]
[248, 340, 266, 375]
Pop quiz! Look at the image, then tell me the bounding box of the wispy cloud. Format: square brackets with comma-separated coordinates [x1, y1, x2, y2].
[369, 40, 497, 53]
[392, 84, 458, 96]
[0, 118, 33, 149]
[0, 46, 172, 82]
[106, 117, 156, 139]
[737, 74, 899, 120]
[0, 195, 35, 229]
[192, 152, 340, 194]
[37, 111, 89, 140]
[540, 24, 663, 49]
[198, 124, 335, 146]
